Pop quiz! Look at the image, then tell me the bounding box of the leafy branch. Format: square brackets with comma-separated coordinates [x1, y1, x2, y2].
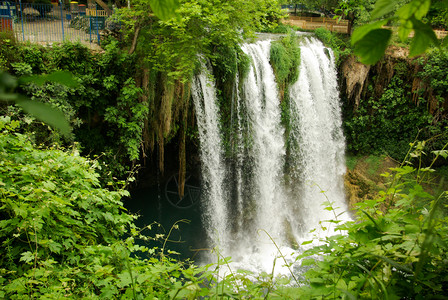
[0, 71, 78, 137]
[353, 0, 443, 64]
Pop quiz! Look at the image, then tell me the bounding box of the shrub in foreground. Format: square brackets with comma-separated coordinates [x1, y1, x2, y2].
[295, 142, 448, 299]
[0, 118, 299, 299]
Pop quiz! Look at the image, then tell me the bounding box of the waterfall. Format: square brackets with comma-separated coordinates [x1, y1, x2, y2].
[240, 40, 287, 240]
[192, 37, 349, 273]
[287, 37, 349, 239]
[191, 59, 229, 249]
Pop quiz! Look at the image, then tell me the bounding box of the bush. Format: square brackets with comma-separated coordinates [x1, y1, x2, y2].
[0, 118, 304, 299]
[270, 31, 301, 97]
[5, 42, 144, 180]
[345, 50, 448, 161]
[0, 33, 18, 71]
[0, 117, 134, 297]
[0, 118, 222, 299]
[295, 142, 448, 299]
[314, 27, 351, 65]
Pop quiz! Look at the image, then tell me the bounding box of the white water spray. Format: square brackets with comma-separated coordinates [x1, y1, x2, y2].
[287, 37, 348, 239]
[192, 37, 349, 274]
[240, 41, 287, 242]
[191, 60, 229, 249]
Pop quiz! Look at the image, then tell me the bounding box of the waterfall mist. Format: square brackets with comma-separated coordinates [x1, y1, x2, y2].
[192, 37, 350, 274]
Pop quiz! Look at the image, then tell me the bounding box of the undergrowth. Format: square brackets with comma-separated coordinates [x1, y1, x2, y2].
[344, 47, 448, 162]
[295, 141, 448, 299]
[2, 115, 447, 299]
[0, 118, 299, 299]
[314, 28, 351, 66]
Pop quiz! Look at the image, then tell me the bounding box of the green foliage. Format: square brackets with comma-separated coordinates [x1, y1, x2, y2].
[364, 154, 385, 176]
[344, 44, 448, 161]
[418, 48, 448, 103]
[262, 23, 296, 34]
[355, 28, 392, 64]
[344, 58, 447, 161]
[237, 50, 251, 82]
[0, 119, 133, 297]
[270, 31, 301, 96]
[2, 41, 145, 179]
[269, 32, 301, 160]
[0, 71, 72, 138]
[0, 32, 17, 71]
[295, 142, 448, 299]
[425, 0, 448, 30]
[211, 44, 240, 87]
[347, 154, 386, 174]
[0, 120, 303, 299]
[149, 0, 181, 21]
[352, 0, 441, 64]
[0, 121, 211, 298]
[120, 0, 286, 80]
[346, 154, 359, 171]
[314, 28, 352, 65]
[104, 78, 148, 161]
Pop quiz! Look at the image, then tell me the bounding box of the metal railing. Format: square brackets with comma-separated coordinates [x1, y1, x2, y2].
[0, 0, 108, 46]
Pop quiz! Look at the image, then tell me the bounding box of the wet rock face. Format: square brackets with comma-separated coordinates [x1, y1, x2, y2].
[340, 55, 371, 111]
[339, 49, 418, 113]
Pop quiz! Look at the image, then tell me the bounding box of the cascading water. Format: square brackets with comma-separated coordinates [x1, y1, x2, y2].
[240, 41, 287, 242]
[287, 37, 349, 240]
[192, 36, 349, 274]
[191, 60, 229, 250]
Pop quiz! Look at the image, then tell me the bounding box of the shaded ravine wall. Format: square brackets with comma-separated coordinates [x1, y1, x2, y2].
[338, 47, 448, 207]
[339, 48, 447, 155]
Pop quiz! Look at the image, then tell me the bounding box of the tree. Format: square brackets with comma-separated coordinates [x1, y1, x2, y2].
[285, 0, 340, 16]
[337, 0, 376, 33]
[308, 0, 341, 15]
[115, 0, 286, 194]
[120, 0, 285, 78]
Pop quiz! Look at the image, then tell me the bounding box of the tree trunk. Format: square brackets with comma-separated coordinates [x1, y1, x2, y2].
[128, 25, 141, 55]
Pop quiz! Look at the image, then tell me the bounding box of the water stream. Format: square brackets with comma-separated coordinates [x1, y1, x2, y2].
[191, 36, 350, 275]
[191, 60, 230, 249]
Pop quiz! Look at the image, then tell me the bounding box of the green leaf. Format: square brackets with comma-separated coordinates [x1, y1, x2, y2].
[354, 29, 392, 65]
[301, 258, 316, 266]
[391, 165, 416, 175]
[20, 251, 34, 263]
[376, 255, 413, 274]
[48, 240, 62, 253]
[149, 0, 180, 21]
[46, 71, 80, 88]
[15, 97, 71, 137]
[397, 0, 431, 20]
[0, 92, 18, 102]
[20, 71, 79, 88]
[410, 18, 439, 57]
[405, 224, 420, 234]
[351, 20, 388, 46]
[432, 150, 448, 159]
[10, 201, 28, 218]
[371, 0, 396, 19]
[398, 19, 413, 42]
[0, 71, 17, 91]
[117, 272, 132, 288]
